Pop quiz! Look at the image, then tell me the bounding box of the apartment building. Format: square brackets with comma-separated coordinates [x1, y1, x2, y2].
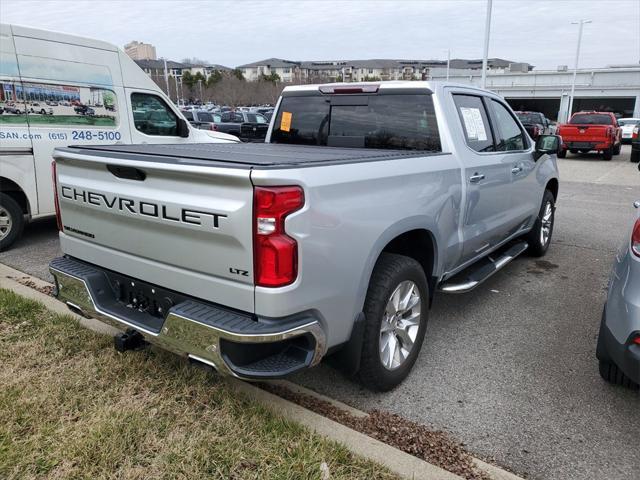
[134, 59, 231, 80]
[124, 41, 157, 61]
[237, 58, 532, 82]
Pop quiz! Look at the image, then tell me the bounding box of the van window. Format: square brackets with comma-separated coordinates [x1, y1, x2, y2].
[453, 94, 495, 152]
[11, 81, 118, 127]
[490, 100, 526, 151]
[131, 93, 179, 136]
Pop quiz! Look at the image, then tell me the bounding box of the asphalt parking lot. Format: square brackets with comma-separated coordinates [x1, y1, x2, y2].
[1, 146, 638, 480]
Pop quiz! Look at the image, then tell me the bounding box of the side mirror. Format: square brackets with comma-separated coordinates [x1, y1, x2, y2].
[534, 134, 561, 160]
[177, 118, 190, 138]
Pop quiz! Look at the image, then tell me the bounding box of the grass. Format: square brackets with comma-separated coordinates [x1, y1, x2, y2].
[0, 289, 397, 480]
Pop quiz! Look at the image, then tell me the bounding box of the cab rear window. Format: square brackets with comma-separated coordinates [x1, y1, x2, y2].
[271, 94, 441, 151]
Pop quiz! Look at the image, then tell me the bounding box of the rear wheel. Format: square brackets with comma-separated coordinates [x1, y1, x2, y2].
[0, 193, 25, 251]
[358, 253, 429, 391]
[631, 150, 640, 163]
[599, 361, 639, 389]
[557, 149, 567, 158]
[602, 147, 613, 161]
[613, 143, 621, 155]
[525, 190, 555, 257]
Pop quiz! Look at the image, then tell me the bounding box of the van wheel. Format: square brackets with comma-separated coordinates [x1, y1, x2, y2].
[0, 193, 25, 251]
[525, 190, 555, 257]
[599, 361, 639, 389]
[358, 253, 429, 391]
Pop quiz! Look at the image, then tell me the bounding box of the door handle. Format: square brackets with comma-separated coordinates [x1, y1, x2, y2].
[469, 173, 485, 183]
[511, 166, 523, 174]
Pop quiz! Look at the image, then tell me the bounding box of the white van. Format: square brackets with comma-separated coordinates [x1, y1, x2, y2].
[0, 24, 237, 250]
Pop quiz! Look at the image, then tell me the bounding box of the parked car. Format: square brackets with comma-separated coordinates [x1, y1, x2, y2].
[618, 118, 640, 144]
[3, 105, 24, 114]
[631, 125, 639, 163]
[30, 106, 53, 115]
[194, 111, 223, 131]
[597, 201, 640, 389]
[49, 81, 561, 391]
[216, 111, 269, 141]
[0, 22, 238, 251]
[556, 111, 622, 160]
[515, 111, 551, 140]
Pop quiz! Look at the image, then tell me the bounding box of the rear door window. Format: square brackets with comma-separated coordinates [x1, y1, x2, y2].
[453, 94, 495, 152]
[569, 114, 613, 125]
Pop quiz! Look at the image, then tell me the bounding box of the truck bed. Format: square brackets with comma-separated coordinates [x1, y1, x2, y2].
[60, 142, 443, 169]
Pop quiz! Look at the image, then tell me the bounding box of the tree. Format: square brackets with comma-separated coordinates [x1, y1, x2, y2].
[181, 70, 196, 88]
[206, 70, 223, 87]
[181, 57, 210, 66]
[260, 72, 281, 83]
[232, 69, 245, 81]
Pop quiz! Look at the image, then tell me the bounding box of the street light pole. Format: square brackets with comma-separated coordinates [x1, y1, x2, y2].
[481, 0, 493, 88]
[567, 19, 591, 122]
[446, 49, 450, 80]
[162, 57, 169, 95]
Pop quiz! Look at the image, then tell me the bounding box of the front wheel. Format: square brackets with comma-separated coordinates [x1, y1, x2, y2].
[358, 253, 429, 391]
[525, 190, 555, 257]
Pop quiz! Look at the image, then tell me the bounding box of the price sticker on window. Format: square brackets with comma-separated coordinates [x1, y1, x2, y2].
[280, 111, 292, 132]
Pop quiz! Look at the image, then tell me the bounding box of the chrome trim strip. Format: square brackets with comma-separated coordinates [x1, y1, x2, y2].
[0, 147, 34, 155]
[50, 266, 326, 378]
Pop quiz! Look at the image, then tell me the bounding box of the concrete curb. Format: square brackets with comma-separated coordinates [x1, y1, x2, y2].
[0, 262, 524, 480]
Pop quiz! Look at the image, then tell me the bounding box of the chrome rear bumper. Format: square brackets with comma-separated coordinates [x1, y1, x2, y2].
[50, 256, 326, 379]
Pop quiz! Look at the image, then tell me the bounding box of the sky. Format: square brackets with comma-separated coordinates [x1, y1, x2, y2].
[1, 0, 639, 70]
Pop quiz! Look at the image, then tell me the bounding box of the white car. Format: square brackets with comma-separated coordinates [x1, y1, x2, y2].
[618, 118, 640, 144]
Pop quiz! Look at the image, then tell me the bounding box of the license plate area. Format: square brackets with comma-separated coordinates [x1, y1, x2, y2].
[105, 271, 192, 319]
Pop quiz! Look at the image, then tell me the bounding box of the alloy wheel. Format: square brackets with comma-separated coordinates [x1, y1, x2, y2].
[379, 280, 421, 370]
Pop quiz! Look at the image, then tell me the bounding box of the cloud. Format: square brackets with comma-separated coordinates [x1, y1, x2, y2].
[2, 0, 638, 69]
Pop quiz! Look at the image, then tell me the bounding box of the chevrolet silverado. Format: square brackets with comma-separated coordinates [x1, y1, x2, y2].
[49, 82, 561, 391]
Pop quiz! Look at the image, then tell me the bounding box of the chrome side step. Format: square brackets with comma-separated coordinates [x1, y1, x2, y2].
[438, 241, 528, 294]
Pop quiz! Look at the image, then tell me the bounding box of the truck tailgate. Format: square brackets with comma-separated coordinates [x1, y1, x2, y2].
[53, 148, 255, 312]
[559, 125, 609, 142]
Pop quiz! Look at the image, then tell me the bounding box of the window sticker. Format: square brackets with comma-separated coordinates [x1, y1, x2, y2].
[460, 107, 487, 142]
[280, 111, 292, 132]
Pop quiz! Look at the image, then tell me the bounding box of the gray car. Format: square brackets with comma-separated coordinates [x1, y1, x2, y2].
[597, 202, 640, 389]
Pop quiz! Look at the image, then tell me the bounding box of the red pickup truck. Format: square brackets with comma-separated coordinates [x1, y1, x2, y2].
[557, 111, 622, 160]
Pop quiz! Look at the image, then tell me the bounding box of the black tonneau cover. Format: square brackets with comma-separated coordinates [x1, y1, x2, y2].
[60, 143, 444, 169]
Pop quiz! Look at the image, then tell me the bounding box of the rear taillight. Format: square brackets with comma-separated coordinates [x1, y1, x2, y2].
[318, 84, 379, 94]
[632, 218, 640, 257]
[51, 161, 62, 231]
[632, 335, 640, 346]
[253, 186, 304, 287]
[633, 126, 639, 140]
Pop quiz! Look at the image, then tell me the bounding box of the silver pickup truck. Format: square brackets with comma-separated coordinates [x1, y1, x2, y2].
[50, 81, 561, 391]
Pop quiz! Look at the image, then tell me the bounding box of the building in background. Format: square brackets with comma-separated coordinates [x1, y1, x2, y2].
[236, 57, 532, 83]
[134, 59, 231, 80]
[124, 41, 157, 61]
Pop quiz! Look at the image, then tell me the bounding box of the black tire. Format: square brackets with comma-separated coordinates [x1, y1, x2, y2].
[0, 193, 25, 251]
[525, 190, 555, 257]
[631, 150, 640, 163]
[569, 149, 578, 154]
[598, 361, 639, 390]
[358, 253, 429, 391]
[613, 143, 621, 155]
[603, 147, 613, 160]
[557, 149, 567, 158]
